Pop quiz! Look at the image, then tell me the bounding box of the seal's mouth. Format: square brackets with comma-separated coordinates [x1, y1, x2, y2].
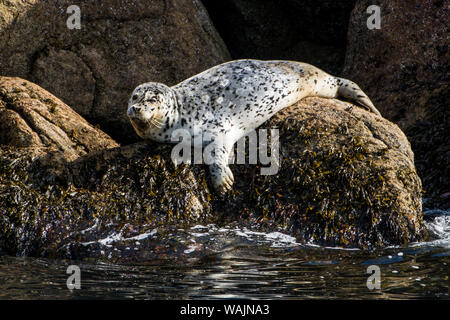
[130, 117, 150, 131]
[128, 106, 165, 133]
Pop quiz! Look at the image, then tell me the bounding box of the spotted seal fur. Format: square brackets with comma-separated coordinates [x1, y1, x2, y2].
[127, 59, 381, 193]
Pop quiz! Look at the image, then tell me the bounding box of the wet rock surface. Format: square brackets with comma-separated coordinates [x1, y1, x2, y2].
[0, 0, 231, 143]
[0, 79, 427, 261]
[228, 98, 426, 248]
[0, 78, 215, 260]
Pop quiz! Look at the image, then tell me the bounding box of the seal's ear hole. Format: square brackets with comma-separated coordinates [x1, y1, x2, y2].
[132, 94, 138, 100]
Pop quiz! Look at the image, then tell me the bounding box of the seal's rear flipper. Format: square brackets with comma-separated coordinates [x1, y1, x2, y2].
[336, 78, 382, 116]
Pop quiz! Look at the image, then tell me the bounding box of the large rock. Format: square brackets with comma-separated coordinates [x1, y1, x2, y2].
[0, 79, 427, 261]
[261, 98, 425, 246]
[343, 0, 449, 207]
[0, 0, 231, 143]
[202, 0, 357, 74]
[0, 77, 211, 258]
[0, 76, 119, 188]
[0, 77, 118, 156]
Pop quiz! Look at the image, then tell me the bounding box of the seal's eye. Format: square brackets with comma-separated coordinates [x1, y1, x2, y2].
[149, 98, 157, 103]
[132, 94, 138, 101]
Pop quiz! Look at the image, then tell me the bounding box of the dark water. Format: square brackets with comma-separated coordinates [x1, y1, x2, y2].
[0, 210, 448, 300]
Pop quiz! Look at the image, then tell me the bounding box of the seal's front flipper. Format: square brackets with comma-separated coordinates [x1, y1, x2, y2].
[336, 78, 382, 116]
[209, 163, 234, 194]
[205, 140, 234, 194]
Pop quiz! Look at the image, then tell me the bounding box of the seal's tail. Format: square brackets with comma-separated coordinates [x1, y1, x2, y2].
[336, 77, 381, 116]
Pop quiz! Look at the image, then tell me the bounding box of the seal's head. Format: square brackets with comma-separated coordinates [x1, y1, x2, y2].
[127, 82, 177, 140]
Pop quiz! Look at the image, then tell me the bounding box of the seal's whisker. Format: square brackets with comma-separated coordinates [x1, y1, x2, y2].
[150, 118, 164, 128]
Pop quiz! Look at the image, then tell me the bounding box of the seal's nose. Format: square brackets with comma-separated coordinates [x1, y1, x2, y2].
[127, 106, 140, 117]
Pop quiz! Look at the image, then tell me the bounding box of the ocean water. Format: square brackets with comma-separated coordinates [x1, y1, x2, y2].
[0, 208, 448, 300]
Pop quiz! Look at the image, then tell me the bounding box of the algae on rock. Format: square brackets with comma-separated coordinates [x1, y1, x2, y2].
[0, 78, 427, 261]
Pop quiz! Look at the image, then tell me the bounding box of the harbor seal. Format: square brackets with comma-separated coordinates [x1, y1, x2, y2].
[127, 59, 381, 193]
